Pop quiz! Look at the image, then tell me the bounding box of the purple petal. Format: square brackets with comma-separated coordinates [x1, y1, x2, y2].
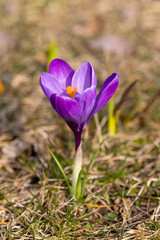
[49, 58, 74, 88]
[90, 73, 119, 116]
[40, 72, 62, 100]
[71, 62, 97, 94]
[49, 94, 63, 117]
[50, 94, 81, 133]
[75, 86, 97, 130]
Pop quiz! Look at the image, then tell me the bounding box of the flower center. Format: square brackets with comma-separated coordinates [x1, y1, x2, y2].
[66, 86, 77, 99]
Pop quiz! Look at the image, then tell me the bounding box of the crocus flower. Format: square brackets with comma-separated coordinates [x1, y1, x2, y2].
[40, 58, 119, 151]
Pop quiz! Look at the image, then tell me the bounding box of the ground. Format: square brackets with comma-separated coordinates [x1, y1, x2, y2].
[0, 0, 160, 239]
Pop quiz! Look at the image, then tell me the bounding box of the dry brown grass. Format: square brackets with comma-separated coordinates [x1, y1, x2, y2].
[0, 0, 160, 239]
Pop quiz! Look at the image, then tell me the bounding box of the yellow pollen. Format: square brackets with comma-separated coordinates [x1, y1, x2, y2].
[66, 86, 77, 99]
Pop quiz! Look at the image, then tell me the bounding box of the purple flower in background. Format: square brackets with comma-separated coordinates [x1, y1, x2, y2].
[40, 58, 119, 151]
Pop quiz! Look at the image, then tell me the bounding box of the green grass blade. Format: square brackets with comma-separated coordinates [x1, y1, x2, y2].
[76, 168, 83, 199]
[46, 41, 58, 71]
[48, 147, 72, 195]
[7, 215, 13, 240]
[81, 140, 104, 197]
[108, 97, 116, 135]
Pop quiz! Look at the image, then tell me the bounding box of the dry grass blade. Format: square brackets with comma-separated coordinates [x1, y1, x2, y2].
[114, 79, 139, 115]
[140, 87, 160, 116]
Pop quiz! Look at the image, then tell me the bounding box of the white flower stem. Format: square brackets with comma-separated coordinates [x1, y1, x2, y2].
[72, 143, 82, 198]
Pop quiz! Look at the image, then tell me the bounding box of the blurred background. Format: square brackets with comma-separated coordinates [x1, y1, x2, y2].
[0, 0, 160, 135]
[0, 0, 160, 132]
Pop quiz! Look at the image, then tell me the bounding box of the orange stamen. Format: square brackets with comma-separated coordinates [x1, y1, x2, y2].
[66, 86, 77, 99]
